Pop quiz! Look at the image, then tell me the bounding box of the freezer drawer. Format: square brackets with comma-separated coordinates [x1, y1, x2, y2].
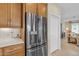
[27, 47, 43, 56]
[42, 44, 48, 56]
[27, 44, 48, 56]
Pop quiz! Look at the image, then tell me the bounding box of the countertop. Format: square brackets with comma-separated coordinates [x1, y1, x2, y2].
[0, 38, 24, 48]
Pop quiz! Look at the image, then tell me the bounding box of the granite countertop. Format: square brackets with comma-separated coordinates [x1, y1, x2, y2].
[0, 38, 24, 48]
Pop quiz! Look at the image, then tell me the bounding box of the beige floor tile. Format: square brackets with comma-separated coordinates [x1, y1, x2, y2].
[51, 38, 79, 56]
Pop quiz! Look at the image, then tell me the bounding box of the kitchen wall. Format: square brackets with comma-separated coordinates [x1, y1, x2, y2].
[0, 28, 20, 39]
[58, 3, 79, 20]
[48, 3, 61, 55]
[48, 3, 61, 17]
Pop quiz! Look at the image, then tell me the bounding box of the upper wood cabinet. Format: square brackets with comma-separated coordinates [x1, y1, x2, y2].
[0, 4, 8, 27]
[25, 3, 37, 14]
[0, 3, 22, 28]
[10, 3, 22, 28]
[37, 4, 47, 17]
[25, 3, 47, 17]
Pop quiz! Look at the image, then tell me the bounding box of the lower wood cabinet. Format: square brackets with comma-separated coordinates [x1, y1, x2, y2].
[4, 44, 25, 56]
[4, 49, 24, 56]
[0, 43, 25, 56]
[0, 49, 3, 56]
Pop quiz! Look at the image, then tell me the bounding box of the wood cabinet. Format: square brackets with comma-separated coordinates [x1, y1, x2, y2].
[0, 3, 22, 28]
[0, 3, 47, 27]
[3, 44, 25, 56]
[4, 49, 24, 56]
[37, 4, 47, 17]
[0, 4, 8, 27]
[10, 4, 22, 28]
[25, 3, 37, 14]
[0, 43, 24, 56]
[0, 49, 3, 56]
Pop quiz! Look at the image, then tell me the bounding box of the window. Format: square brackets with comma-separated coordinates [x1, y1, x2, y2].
[71, 23, 79, 33]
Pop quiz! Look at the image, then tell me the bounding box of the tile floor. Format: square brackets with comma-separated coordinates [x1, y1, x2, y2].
[51, 38, 79, 56]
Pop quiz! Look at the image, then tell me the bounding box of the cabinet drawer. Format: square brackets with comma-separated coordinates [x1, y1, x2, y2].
[4, 49, 25, 56]
[4, 44, 24, 52]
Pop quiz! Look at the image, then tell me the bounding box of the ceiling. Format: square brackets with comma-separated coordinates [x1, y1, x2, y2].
[57, 3, 79, 21]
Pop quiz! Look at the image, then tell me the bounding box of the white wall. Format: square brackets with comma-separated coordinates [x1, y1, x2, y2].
[48, 4, 61, 55]
[48, 4, 61, 17]
[58, 3, 79, 20]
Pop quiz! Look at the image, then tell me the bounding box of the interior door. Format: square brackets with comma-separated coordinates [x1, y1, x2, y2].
[48, 14, 61, 55]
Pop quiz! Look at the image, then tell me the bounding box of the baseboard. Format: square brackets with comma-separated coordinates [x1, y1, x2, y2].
[48, 49, 58, 56]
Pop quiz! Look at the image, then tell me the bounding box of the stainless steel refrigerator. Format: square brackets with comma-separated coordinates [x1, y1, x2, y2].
[25, 12, 47, 56]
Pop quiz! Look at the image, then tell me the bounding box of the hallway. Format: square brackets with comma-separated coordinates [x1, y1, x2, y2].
[51, 38, 79, 56]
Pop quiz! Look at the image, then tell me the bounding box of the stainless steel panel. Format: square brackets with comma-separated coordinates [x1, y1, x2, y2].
[37, 16, 47, 45]
[27, 46, 43, 56]
[43, 17, 47, 43]
[26, 12, 32, 49]
[42, 44, 48, 56]
[26, 12, 38, 49]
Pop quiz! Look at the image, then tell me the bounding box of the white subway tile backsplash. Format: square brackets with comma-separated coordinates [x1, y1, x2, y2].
[0, 28, 20, 39]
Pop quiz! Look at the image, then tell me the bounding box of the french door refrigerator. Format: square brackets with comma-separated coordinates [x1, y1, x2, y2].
[25, 12, 48, 56]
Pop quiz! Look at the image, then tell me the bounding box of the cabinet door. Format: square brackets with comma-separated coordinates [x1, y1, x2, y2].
[4, 44, 25, 56]
[0, 49, 3, 56]
[0, 4, 8, 27]
[7, 4, 11, 27]
[4, 49, 24, 56]
[25, 3, 37, 14]
[37, 4, 47, 17]
[10, 3, 22, 28]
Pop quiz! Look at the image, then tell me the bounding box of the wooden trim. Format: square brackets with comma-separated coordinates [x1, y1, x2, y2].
[49, 49, 59, 56]
[21, 3, 23, 28]
[36, 4, 38, 16]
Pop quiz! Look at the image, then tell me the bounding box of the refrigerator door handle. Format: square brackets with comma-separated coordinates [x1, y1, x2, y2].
[30, 31, 37, 35]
